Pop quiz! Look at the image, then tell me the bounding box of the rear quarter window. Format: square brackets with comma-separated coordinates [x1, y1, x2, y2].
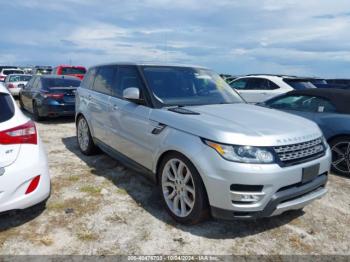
[0, 93, 15, 123]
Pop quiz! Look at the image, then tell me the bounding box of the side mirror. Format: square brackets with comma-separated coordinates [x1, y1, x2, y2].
[123, 87, 141, 103]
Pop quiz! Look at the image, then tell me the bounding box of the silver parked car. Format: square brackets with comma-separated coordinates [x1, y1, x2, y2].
[4, 74, 32, 97]
[75, 63, 331, 224]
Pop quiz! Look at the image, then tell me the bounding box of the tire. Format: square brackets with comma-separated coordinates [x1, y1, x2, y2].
[76, 116, 98, 155]
[329, 136, 350, 177]
[158, 152, 209, 225]
[32, 101, 43, 122]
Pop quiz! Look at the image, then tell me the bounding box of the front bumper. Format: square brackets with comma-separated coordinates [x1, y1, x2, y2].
[211, 173, 327, 220]
[193, 146, 331, 220]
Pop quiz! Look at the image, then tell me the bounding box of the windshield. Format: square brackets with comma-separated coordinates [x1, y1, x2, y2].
[9, 75, 31, 82]
[142, 66, 244, 106]
[42, 78, 81, 89]
[283, 79, 317, 90]
[3, 70, 24, 75]
[36, 69, 52, 75]
[61, 67, 86, 75]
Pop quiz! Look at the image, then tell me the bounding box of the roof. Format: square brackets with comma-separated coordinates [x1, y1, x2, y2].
[37, 75, 81, 80]
[7, 74, 32, 77]
[55, 65, 86, 68]
[90, 62, 208, 69]
[287, 88, 350, 114]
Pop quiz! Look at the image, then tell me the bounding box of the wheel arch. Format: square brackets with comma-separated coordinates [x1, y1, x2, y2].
[327, 134, 350, 144]
[155, 149, 210, 206]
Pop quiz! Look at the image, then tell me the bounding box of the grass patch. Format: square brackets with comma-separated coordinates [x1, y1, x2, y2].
[47, 201, 65, 211]
[68, 175, 80, 182]
[115, 188, 127, 195]
[76, 230, 99, 241]
[80, 185, 101, 196]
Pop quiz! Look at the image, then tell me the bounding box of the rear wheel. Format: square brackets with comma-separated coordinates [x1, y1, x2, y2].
[32, 101, 42, 122]
[158, 152, 209, 224]
[77, 116, 98, 155]
[329, 136, 350, 176]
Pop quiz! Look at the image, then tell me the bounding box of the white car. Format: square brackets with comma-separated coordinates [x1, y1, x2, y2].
[0, 85, 50, 213]
[229, 75, 317, 103]
[4, 74, 32, 97]
[0, 68, 24, 82]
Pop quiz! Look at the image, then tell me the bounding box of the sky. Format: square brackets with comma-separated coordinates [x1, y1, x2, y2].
[1, 0, 350, 77]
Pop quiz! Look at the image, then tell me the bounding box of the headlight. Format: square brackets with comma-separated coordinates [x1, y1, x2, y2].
[204, 140, 274, 164]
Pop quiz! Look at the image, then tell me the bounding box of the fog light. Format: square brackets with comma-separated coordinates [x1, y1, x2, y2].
[231, 192, 265, 204]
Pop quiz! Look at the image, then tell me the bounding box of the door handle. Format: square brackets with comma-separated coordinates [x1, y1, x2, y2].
[87, 95, 92, 101]
[112, 104, 119, 111]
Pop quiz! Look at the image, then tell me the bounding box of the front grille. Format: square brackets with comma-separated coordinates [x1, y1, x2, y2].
[274, 137, 325, 166]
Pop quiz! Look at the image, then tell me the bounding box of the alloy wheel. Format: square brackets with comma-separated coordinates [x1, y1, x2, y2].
[161, 159, 196, 217]
[331, 141, 350, 174]
[77, 118, 90, 152]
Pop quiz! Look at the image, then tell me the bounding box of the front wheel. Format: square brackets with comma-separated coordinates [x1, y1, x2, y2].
[330, 136, 350, 176]
[159, 153, 209, 224]
[76, 116, 98, 155]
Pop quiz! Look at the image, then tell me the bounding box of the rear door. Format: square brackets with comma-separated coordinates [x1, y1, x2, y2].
[231, 78, 273, 103]
[21, 76, 38, 109]
[0, 93, 20, 167]
[89, 66, 115, 142]
[246, 78, 282, 103]
[108, 66, 155, 170]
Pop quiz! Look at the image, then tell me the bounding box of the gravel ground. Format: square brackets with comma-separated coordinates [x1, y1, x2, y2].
[0, 112, 349, 255]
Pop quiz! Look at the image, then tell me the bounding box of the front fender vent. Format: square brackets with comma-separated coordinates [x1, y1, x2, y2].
[168, 107, 200, 115]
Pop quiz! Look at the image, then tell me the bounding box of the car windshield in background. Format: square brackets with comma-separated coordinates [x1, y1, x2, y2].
[142, 67, 244, 106]
[36, 69, 52, 75]
[42, 78, 81, 89]
[0, 93, 15, 123]
[62, 68, 86, 75]
[9, 75, 31, 82]
[3, 70, 24, 75]
[283, 79, 316, 89]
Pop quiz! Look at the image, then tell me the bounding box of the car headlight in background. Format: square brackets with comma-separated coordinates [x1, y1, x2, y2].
[204, 140, 274, 164]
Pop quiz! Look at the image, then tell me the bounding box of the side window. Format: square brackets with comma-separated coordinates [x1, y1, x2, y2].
[230, 79, 248, 90]
[92, 66, 117, 95]
[26, 77, 35, 88]
[81, 68, 97, 90]
[247, 78, 266, 90]
[116, 66, 144, 98]
[266, 80, 280, 90]
[32, 77, 40, 89]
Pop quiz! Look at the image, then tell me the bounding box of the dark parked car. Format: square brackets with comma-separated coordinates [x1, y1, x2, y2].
[306, 78, 347, 89]
[326, 79, 350, 89]
[19, 75, 80, 121]
[261, 88, 350, 176]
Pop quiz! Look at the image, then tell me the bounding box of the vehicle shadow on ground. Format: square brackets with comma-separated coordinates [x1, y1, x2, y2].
[62, 136, 303, 239]
[0, 203, 45, 232]
[20, 109, 75, 125]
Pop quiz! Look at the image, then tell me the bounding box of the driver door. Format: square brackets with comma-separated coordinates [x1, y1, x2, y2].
[108, 66, 156, 170]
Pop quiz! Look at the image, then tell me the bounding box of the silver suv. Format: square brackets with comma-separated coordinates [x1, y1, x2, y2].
[75, 63, 331, 224]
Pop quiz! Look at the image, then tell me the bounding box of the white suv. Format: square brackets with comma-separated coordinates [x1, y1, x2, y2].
[229, 75, 317, 103]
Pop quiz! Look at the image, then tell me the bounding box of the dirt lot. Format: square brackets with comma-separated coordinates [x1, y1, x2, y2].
[0, 112, 350, 255]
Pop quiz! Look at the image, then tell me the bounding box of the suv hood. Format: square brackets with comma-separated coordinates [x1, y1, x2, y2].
[150, 103, 322, 146]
